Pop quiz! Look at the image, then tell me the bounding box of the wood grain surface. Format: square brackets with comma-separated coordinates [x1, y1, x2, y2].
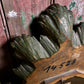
[26, 40, 84, 84]
[2, 0, 84, 37]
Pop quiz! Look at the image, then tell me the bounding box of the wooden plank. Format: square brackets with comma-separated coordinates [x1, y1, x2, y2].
[0, 2, 11, 70]
[2, 0, 27, 37]
[0, 15, 7, 47]
[0, 3, 7, 47]
[1, 0, 51, 37]
[2, 0, 84, 37]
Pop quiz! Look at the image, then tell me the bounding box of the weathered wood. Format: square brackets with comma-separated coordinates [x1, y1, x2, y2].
[2, 0, 50, 37]
[42, 69, 84, 84]
[37, 4, 74, 47]
[1, 0, 84, 38]
[0, 3, 7, 46]
[40, 35, 58, 56]
[2, 0, 28, 37]
[26, 39, 84, 84]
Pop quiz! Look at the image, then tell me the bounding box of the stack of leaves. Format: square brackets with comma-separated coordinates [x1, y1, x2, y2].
[11, 34, 58, 80]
